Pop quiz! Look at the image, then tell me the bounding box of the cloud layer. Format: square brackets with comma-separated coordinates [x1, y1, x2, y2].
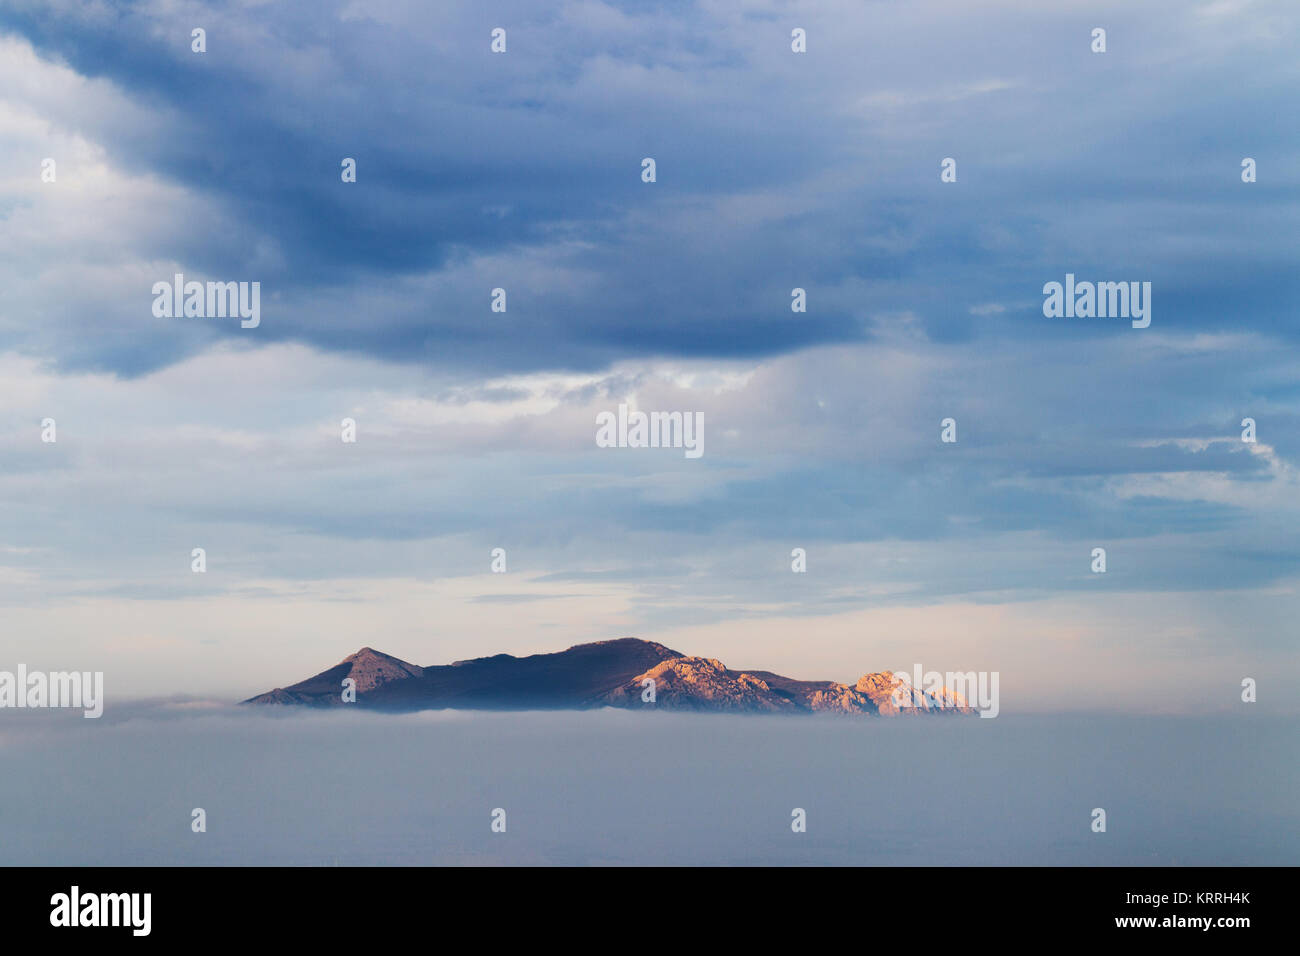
[0, 1, 1297, 709]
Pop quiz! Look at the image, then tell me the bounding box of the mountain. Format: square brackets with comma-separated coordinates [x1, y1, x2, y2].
[243, 638, 975, 716]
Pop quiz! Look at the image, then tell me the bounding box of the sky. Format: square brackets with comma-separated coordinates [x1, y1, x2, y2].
[0, 0, 1297, 710]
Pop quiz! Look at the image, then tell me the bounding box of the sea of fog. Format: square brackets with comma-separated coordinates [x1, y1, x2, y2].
[1, 705, 1295, 866]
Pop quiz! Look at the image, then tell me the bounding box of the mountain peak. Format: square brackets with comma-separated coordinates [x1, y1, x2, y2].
[855, 672, 973, 714]
[564, 637, 683, 657]
[339, 647, 423, 691]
